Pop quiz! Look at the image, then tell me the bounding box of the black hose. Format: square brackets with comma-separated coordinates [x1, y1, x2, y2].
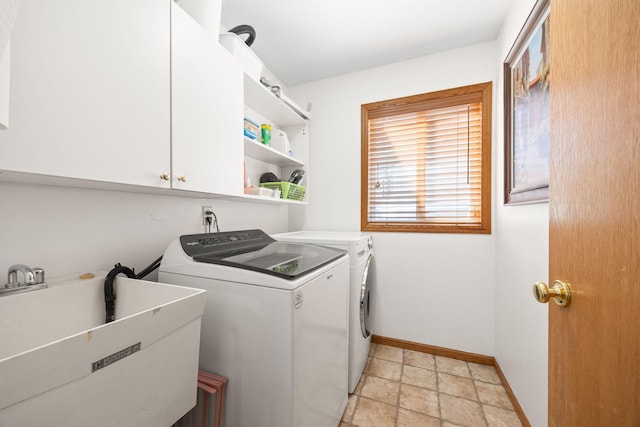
[103, 255, 164, 323]
[229, 24, 256, 47]
[137, 255, 163, 279]
[104, 263, 137, 324]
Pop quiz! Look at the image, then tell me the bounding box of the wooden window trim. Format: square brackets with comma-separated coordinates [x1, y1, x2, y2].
[361, 82, 492, 234]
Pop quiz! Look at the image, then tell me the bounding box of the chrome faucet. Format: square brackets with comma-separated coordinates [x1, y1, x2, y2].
[1, 264, 48, 295]
[7, 264, 36, 287]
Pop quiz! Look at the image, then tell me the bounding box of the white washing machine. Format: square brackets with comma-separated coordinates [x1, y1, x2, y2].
[159, 230, 349, 427]
[273, 231, 376, 393]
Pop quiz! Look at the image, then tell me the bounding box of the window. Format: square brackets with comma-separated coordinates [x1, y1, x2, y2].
[361, 82, 492, 234]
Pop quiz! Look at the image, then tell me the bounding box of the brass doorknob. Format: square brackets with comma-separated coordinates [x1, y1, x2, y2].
[533, 280, 572, 307]
[177, 175, 187, 182]
[160, 173, 170, 180]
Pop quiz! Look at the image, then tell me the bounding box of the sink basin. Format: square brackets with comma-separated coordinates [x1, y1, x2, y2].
[0, 271, 206, 426]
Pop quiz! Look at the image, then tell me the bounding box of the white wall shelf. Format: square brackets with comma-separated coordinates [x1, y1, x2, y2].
[243, 137, 304, 167]
[242, 73, 310, 207]
[237, 193, 307, 205]
[243, 74, 310, 128]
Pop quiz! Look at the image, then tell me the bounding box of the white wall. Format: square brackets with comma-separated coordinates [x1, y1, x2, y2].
[494, 0, 549, 425]
[0, 182, 289, 280]
[289, 41, 498, 356]
[290, 10, 549, 423]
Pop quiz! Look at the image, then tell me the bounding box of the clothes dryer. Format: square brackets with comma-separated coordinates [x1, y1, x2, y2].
[273, 231, 376, 393]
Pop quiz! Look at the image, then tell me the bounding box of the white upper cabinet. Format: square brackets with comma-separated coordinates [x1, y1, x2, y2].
[0, 0, 171, 187]
[171, 3, 243, 195]
[0, 42, 10, 130]
[0, 0, 278, 200]
[0, 0, 21, 130]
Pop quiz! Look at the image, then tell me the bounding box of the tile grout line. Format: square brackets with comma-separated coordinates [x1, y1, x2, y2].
[353, 394, 359, 427]
[394, 349, 404, 427]
[468, 361, 490, 427]
[434, 355, 443, 425]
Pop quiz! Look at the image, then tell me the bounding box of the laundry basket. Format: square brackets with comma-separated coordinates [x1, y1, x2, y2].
[260, 182, 305, 201]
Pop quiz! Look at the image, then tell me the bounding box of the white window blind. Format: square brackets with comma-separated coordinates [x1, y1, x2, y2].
[362, 84, 491, 233]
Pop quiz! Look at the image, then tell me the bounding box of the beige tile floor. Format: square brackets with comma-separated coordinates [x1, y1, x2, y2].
[340, 343, 523, 427]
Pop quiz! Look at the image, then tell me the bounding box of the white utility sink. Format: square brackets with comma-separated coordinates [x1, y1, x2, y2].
[0, 271, 206, 426]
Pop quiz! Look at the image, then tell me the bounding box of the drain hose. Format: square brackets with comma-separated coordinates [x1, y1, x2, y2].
[104, 263, 137, 324]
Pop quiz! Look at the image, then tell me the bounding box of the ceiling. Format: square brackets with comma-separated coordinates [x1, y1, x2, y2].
[221, 0, 513, 86]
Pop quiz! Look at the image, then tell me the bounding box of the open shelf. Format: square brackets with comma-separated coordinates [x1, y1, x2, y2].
[243, 75, 310, 127]
[243, 137, 304, 167]
[238, 193, 307, 205]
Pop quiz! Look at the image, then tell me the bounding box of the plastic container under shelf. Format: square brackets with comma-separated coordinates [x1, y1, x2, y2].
[244, 117, 259, 139]
[260, 182, 306, 201]
[244, 186, 274, 197]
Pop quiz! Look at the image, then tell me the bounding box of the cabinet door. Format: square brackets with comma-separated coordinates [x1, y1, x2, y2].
[0, 0, 171, 187]
[171, 3, 243, 195]
[0, 42, 9, 130]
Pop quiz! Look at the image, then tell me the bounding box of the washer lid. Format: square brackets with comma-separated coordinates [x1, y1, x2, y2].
[273, 231, 372, 265]
[180, 230, 346, 280]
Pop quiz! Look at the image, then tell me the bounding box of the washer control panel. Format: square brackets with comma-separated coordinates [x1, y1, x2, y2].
[180, 229, 273, 258]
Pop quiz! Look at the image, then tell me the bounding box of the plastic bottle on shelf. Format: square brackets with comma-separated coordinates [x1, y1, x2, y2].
[261, 124, 271, 146]
[271, 129, 292, 156]
[243, 161, 251, 188]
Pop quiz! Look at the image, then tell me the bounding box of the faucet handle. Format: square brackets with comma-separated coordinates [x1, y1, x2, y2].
[33, 268, 45, 285]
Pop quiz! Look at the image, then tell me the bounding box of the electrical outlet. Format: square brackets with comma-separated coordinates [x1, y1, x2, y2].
[202, 206, 213, 226]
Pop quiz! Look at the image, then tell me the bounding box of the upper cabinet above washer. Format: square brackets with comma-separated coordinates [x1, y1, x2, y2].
[0, 0, 303, 202]
[171, 3, 243, 195]
[0, 0, 245, 197]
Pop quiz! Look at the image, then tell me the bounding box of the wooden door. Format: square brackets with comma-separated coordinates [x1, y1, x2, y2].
[548, 0, 640, 425]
